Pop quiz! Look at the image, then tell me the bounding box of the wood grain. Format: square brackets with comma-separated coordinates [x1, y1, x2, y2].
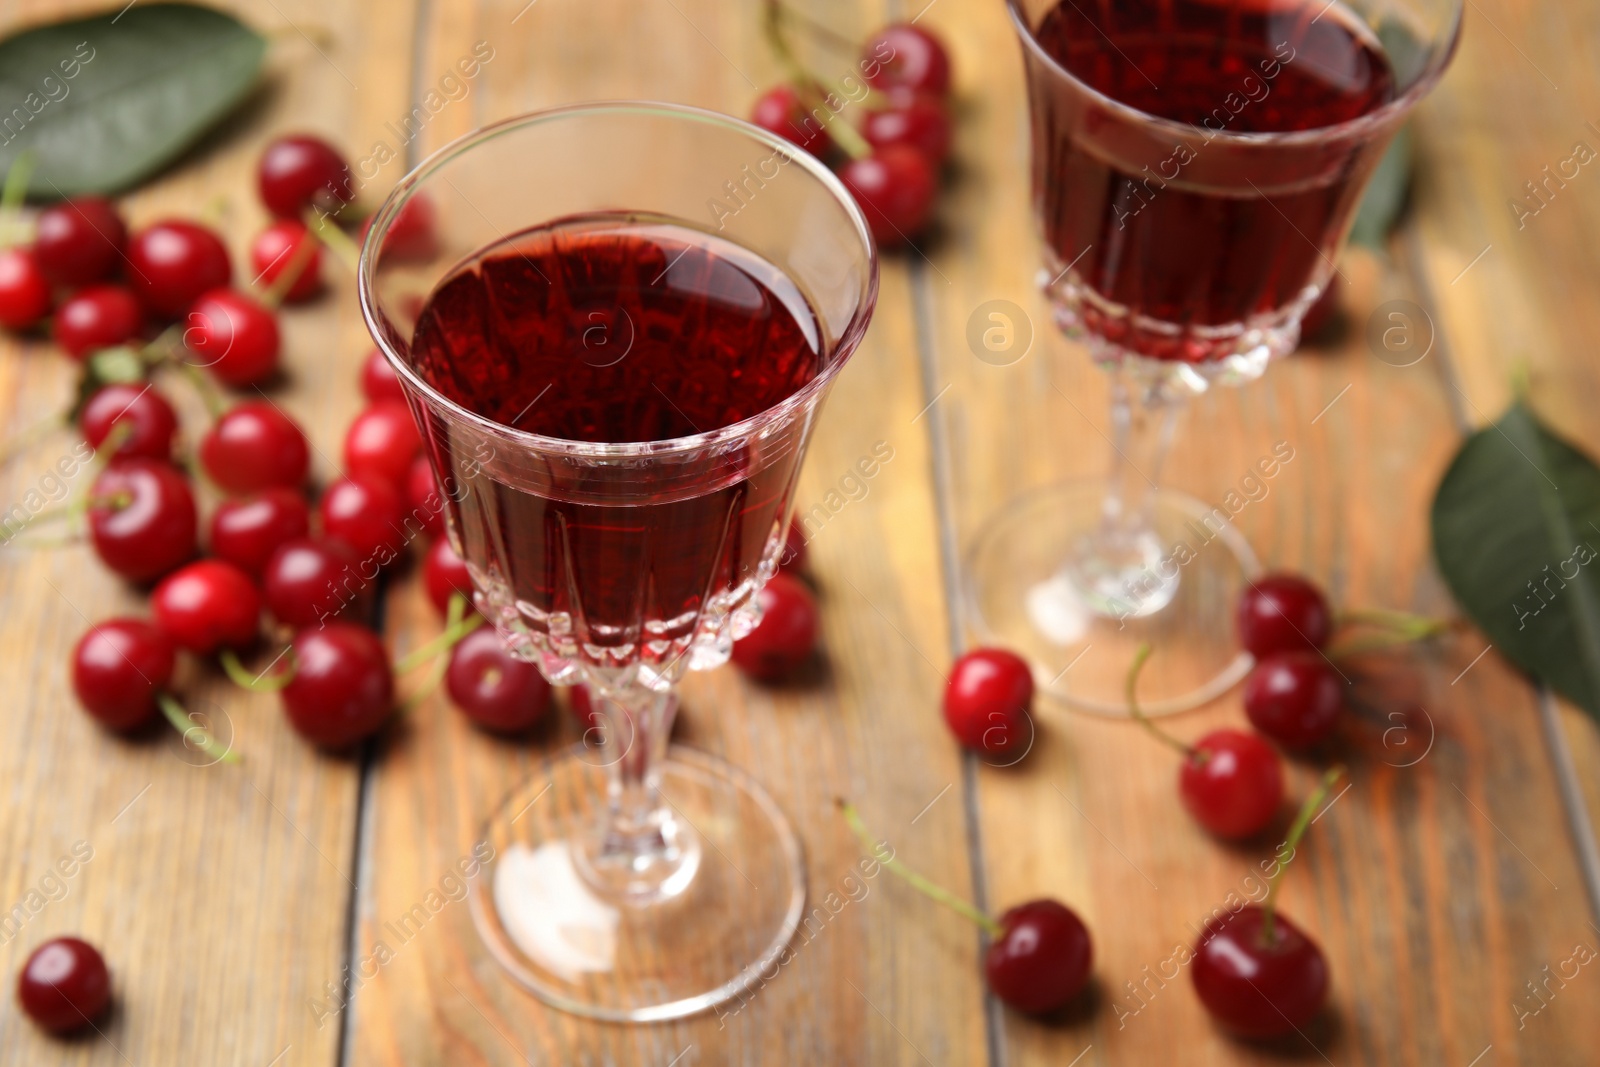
[346, 1, 989, 1064]
[913, 0, 1600, 1064]
[0, 1, 415, 1065]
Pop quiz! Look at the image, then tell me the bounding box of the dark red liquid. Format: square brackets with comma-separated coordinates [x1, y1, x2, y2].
[1024, 0, 1399, 361]
[410, 217, 823, 672]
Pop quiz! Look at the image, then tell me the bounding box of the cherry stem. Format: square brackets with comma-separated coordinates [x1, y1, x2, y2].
[760, 0, 873, 161]
[220, 647, 296, 693]
[1125, 644, 1196, 760]
[838, 798, 1004, 938]
[395, 594, 483, 674]
[399, 593, 466, 713]
[1260, 765, 1345, 945]
[0, 150, 35, 249]
[304, 209, 361, 273]
[157, 694, 240, 764]
[258, 225, 320, 309]
[1326, 610, 1451, 660]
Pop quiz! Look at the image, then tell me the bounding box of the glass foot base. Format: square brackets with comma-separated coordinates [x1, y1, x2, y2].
[469, 746, 806, 1022]
[962, 480, 1261, 716]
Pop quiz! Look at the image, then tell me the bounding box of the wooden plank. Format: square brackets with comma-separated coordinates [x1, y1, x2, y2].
[348, 0, 989, 1063]
[0, 2, 414, 1064]
[1401, 0, 1600, 926]
[914, 0, 1600, 1064]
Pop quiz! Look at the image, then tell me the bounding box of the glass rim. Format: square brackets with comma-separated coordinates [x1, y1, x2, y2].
[1004, 0, 1464, 147]
[356, 100, 880, 460]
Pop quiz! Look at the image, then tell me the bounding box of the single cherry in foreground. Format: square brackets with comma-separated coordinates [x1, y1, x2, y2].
[1237, 573, 1333, 659]
[152, 559, 261, 655]
[841, 800, 1092, 1014]
[446, 627, 550, 733]
[199, 400, 310, 495]
[319, 475, 406, 562]
[53, 285, 143, 359]
[263, 537, 360, 628]
[986, 900, 1094, 1014]
[209, 489, 311, 576]
[281, 622, 394, 747]
[840, 145, 938, 244]
[71, 618, 176, 730]
[258, 134, 355, 218]
[126, 219, 232, 319]
[184, 288, 281, 387]
[1126, 646, 1284, 840]
[34, 196, 127, 287]
[1192, 769, 1341, 1038]
[731, 573, 818, 680]
[1243, 652, 1344, 750]
[17, 937, 111, 1034]
[81, 383, 179, 462]
[87, 459, 198, 582]
[250, 219, 323, 303]
[343, 400, 422, 488]
[0, 247, 51, 330]
[943, 647, 1033, 757]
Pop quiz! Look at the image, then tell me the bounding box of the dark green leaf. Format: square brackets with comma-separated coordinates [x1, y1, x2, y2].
[1350, 124, 1412, 248]
[1431, 402, 1600, 718]
[0, 4, 265, 198]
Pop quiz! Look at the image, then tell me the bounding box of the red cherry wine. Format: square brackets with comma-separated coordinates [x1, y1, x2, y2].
[1024, 0, 1398, 362]
[409, 217, 823, 674]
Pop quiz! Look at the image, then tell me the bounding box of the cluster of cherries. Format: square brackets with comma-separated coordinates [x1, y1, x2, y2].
[848, 571, 1428, 1037]
[750, 20, 953, 245]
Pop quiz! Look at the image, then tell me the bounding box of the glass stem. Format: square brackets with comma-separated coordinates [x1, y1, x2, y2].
[578, 679, 698, 904]
[1100, 368, 1180, 544]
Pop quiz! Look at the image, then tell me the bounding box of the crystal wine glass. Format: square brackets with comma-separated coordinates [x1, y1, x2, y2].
[358, 103, 876, 1021]
[965, 0, 1463, 714]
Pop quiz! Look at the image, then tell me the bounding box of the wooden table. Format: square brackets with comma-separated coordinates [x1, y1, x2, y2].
[2, 0, 1599, 1063]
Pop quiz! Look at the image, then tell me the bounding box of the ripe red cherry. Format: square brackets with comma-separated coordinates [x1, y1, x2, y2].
[34, 196, 127, 287]
[257, 134, 354, 218]
[0, 247, 51, 330]
[405, 453, 445, 539]
[199, 400, 310, 494]
[343, 400, 422, 488]
[731, 573, 818, 680]
[209, 488, 311, 576]
[249, 219, 323, 302]
[71, 618, 176, 730]
[1192, 906, 1329, 1038]
[840, 145, 938, 244]
[126, 220, 232, 318]
[360, 348, 405, 402]
[863, 24, 953, 96]
[777, 518, 807, 574]
[1244, 652, 1344, 750]
[446, 627, 551, 733]
[749, 85, 834, 157]
[984, 899, 1093, 1014]
[53, 285, 142, 358]
[80, 383, 178, 461]
[944, 647, 1033, 756]
[861, 95, 952, 164]
[281, 623, 394, 747]
[423, 537, 473, 616]
[17, 937, 111, 1034]
[87, 459, 197, 582]
[320, 475, 406, 562]
[184, 289, 281, 387]
[264, 537, 361, 628]
[1180, 730, 1284, 839]
[1237, 573, 1333, 658]
[151, 559, 260, 654]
